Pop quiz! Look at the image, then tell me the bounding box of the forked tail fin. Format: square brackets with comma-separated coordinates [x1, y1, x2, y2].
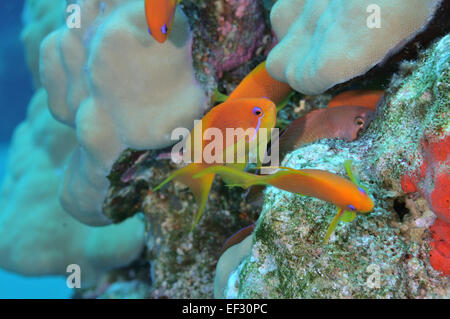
[153, 163, 215, 230]
[193, 165, 266, 189]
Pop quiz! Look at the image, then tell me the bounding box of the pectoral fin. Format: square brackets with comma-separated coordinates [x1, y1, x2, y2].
[340, 210, 356, 222]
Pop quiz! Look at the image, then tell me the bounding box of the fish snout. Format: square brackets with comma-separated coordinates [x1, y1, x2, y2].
[363, 110, 376, 130]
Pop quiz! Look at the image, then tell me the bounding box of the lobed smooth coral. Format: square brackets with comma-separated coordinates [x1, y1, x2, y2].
[267, 0, 442, 95]
[40, 0, 207, 225]
[21, 0, 66, 87]
[0, 89, 145, 284]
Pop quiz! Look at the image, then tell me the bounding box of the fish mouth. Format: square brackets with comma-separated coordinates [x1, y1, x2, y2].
[358, 110, 376, 137]
[365, 110, 376, 127]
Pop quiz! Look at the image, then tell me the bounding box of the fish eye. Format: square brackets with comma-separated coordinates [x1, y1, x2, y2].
[161, 24, 168, 35]
[354, 116, 364, 127]
[253, 106, 263, 116]
[348, 204, 356, 211]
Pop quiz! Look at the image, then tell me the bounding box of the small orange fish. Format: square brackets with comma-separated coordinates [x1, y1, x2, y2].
[145, 0, 180, 43]
[195, 160, 374, 243]
[154, 98, 277, 228]
[245, 104, 375, 205]
[214, 61, 293, 108]
[328, 90, 384, 110]
[228, 61, 293, 105]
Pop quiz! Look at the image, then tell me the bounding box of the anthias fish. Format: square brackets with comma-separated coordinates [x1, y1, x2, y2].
[276, 105, 375, 159]
[145, 0, 180, 43]
[194, 160, 374, 243]
[213, 61, 293, 110]
[246, 93, 378, 206]
[228, 61, 293, 105]
[328, 90, 384, 110]
[153, 98, 277, 228]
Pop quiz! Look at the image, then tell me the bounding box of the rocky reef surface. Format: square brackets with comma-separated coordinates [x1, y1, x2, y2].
[99, 35, 449, 298]
[222, 34, 450, 298]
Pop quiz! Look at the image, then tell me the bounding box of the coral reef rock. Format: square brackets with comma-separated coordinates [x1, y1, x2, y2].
[221, 34, 450, 298]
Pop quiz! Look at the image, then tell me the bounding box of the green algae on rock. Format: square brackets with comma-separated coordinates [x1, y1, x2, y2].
[222, 35, 450, 298]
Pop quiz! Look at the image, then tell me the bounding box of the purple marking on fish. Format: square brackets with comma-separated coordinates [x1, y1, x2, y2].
[251, 113, 264, 142]
[358, 187, 366, 195]
[161, 24, 168, 35]
[148, 27, 152, 36]
[348, 204, 356, 211]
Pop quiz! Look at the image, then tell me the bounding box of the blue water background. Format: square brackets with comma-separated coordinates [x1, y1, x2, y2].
[0, 0, 72, 299]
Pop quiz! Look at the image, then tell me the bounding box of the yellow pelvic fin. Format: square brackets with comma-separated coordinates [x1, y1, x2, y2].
[153, 164, 214, 230]
[323, 208, 344, 244]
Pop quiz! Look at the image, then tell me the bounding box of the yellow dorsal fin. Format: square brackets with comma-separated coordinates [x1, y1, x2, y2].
[344, 159, 369, 194]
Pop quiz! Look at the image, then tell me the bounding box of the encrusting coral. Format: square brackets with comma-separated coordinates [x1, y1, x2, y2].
[218, 35, 449, 298]
[0, 89, 146, 284]
[40, 0, 207, 226]
[267, 0, 443, 95]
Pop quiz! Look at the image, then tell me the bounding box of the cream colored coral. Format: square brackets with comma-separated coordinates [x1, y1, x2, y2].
[21, 0, 66, 87]
[267, 0, 441, 95]
[0, 89, 145, 284]
[40, 0, 207, 225]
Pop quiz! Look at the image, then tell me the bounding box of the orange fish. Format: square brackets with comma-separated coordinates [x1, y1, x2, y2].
[245, 104, 375, 205]
[153, 98, 277, 228]
[145, 0, 180, 43]
[214, 61, 293, 107]
[276, 105, 375, 160]
[328, 90, 384, 110]
[194, 160, 374, 243]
